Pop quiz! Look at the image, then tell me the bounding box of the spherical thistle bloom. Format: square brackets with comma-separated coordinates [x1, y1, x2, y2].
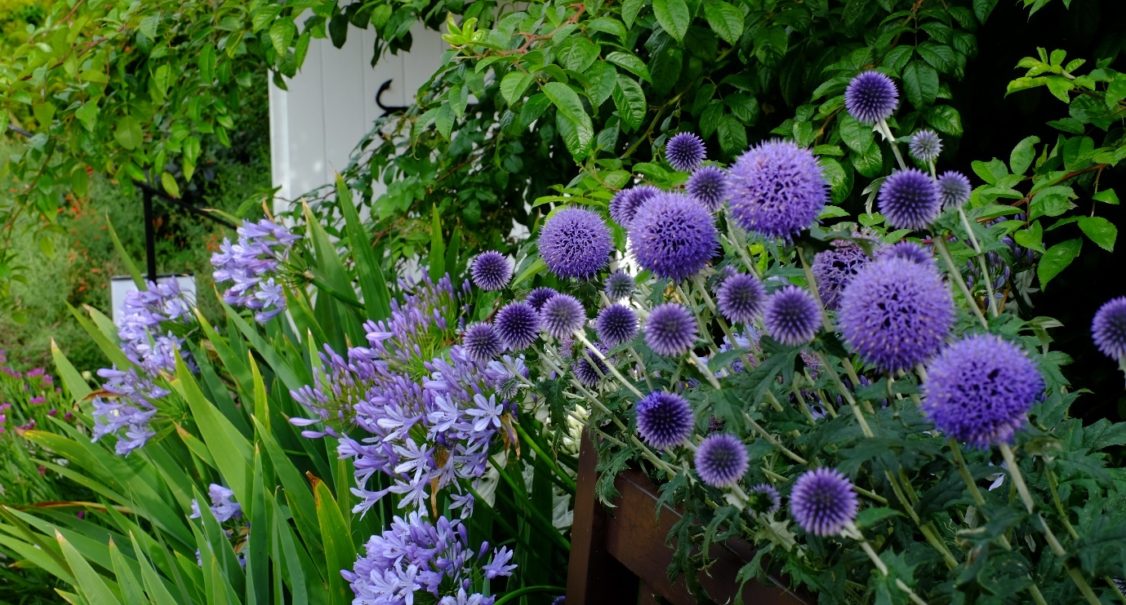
[469, 251, 512, 291]
[878, 168, 941, 230]
[666, 132, 706, 172]
[540, 293, 586, 338]
[539, 208, 613, 279]
[687, 166, 728, 211]
[635, 391, 694, 450]
[694, 433, 748, 488]
[526, 287, 558, 312]
[1093, 297, 1126, 360]
[716, 273, 765, 324]
[839, 257, 954, 373]
[750, 483, 782, 515]
[629, 192, 718, 282]
[463, 323, 503, 362]
[937, 170, 972, 209]
[877, 240, 936, 271]
[922, 334, 1044, 447]
[844, 71, 899, 124]
[494, 302, 541, 350]
[811, 242, 869, 311]
[573, 353, 607, 387]
[763, 287, 821, 346]
[596, 304, 638, 347]
[605, 269, 635, 300]
[726, 140, 829, 240]
[609, 185, 661, 228]
[908, 129, 943, 163]
[790, 468, 859, 536]
[644, 303, 698, 356]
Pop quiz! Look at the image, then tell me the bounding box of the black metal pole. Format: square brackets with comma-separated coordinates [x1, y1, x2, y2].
[142, 186, 158, 283]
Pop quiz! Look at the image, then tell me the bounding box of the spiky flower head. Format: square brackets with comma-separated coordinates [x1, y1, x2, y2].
[839, 257, 953, 373]
[604, 270, 635, 300]
[539, 208, 613, 279]
[540, 294, 586, 338]
[922, 334, 1044, 447]
[526, 287, 558, 312]
[937, 171, 972, 209]
[469, 251, 512, 291]
[790, 468, 859, 536]
[1092, 296, 1126, 360]
[877, 240, 936, 271]
[666, 132, 706, 172]
[764, 286, 821, 346]
[573, 354, 607, 387]
[716, 273, 766, 324]
[811, 242, 869, 310]
[635, 391, 694, 449]
[494, 302, 541, 350]
[644, 303, 698, 356]
[610, 185, 661, 229]
[596, 304, 638, 347]
[727, 140, 829, 240]
[909, 129, 942, 163]
[750, 483, 782, 515]
[844, 71, 898, 124]
[694, 433, 748, 487]
[463, 323, 502, 362]
[687, 166, 728, 211]
[878, 169, 941, 230]
[629, 192, 718, 282]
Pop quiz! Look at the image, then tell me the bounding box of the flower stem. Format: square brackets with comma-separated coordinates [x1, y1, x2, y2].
[846, 522, 929, 605]
[876, 119, 908, 171]
[574, 331, 644, 399]
[957, 207, 1000, 318]
[933, 236, 989, 329]
[744, 414, 807, 465]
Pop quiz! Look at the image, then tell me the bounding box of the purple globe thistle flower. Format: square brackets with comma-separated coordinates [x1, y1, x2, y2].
[790, 468, 859, 536]
[494, 302, 541, 350]
[526, 287, 558, 312]
[605, 269, 635, 300]
[844, 71, 899, 124]
[573, 354, 607, 387]
[878, 169, 941, 230]
[937, 171, 972, 209]
[763, 287, 821, 346]
[629, 192, 718, 282]
[694, 433, 748, 487]
[839, 257, 954, 373]
[539, 208, 613, 279]
[877, 240, 936, 271]
[666, 132, 706, 172]
[716, 273, 765, 324]
[922, 334, 1044, 447]
[463, 323, 502, 362]
[750, 483, 782, 515]
[726, 140, 829, 240]
[811, 242, 869, 311]
[687, 166, 728, 211]
[644, 303, 698, 356]
[540, 293, 586, 338]
[610, 185, 661, 228]
[469, 251, 512, 291]
[596, 304, 638, 347]
[909, 129, 942, 163]
[1092, 297, 1126, 359]
[635, 391, 694, 449]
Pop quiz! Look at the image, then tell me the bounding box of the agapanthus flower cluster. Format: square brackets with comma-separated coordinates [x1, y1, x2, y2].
[191, 483, 242, 523]
[726, 140, 828, 240]
[211, 218, 299, 323]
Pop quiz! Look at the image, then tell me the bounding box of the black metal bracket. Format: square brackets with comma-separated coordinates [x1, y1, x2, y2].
[376, 79, 409, 117]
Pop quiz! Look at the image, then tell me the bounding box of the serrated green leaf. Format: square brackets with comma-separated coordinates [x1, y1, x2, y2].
[716, 114, 747, 156]
[557, 37, 600, 72]
[903, 62, 939, 107]
[1009, 135, 1040, 175]
[1037, 238, 1081, 288]
[703, 0, 743, 45]
[839, 114, 874, 153]
[1013, 222, 1045, 253]
[160, 171, 181, 198]
[500, 71, 534, 106]
[1078, 216, 1117, 251]
[652, 0, 690, 42]
[605, 51, 651, 82]
[925, 105, 962, 135]
[612, 75, 646, 132]
[1093, 188, 1119, 205]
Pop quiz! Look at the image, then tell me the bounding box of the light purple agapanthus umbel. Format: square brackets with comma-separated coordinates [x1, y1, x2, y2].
[790, 468, 859, 536]
[538, 208, 613, 279]
[628, 192, 718, 282]
[211, 218, 299, 323]
[726, 140, 829, 241]
[190, 483, 242, 523]
[1092, 297, 1126, 360]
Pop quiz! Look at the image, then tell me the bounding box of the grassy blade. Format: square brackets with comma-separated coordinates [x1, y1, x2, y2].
[56, 531, 121, 605]
[336, 175, 391, 318]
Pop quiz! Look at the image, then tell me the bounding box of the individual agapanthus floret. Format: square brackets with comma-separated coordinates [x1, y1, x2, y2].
[844, 71, 898, 124]
[610, 185, 661, 228]
[922, 334, 1044, 447]
[877, 240, 936, 271]
[811, 242, 869, 311]
[750, 483, 782, 514]
[666, 132, 706, 172]
[463, 323, 503, 362]
[716, 273, 765, 324]
[687, 166, 728, 211]
[726, 140, 829, 240]
[937, 170, 972, 209]
[526, 287, 558, 311]
[764, 286, 821, 346]
[469, 251, 512, 291]
[878, 168, 941, 230]
[629, 192, 718, 281]
[839, 257, 954, 372]
[790, 468, 859, 536]
[573, 353, 607, 387]
[596, 304, 638, 347]
[494, 301, 541, 350]
[635, 391, 694, 449]
[694, 433, 748, 487]
[605, 270, 635, 301]
[190, 484, 242, 523]
[909, 129, 942, 163]
[540, 293, 586, 338]
[644, 303, 698, 356]
[211, 218, 298, 323]
[539, 208, 613, 279]
[1093, 297, 1126, 360]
